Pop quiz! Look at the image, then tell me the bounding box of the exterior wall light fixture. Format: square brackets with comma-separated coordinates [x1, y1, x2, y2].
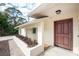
[56, 10, 61, 14]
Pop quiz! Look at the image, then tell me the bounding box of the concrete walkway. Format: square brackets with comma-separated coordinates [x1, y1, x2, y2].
[44, 47, 78, 56]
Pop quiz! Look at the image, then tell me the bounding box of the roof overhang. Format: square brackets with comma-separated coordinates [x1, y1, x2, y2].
[28, 3, 79, 19]
[28, 3, 51, 19]
[15, 17, 48, 28]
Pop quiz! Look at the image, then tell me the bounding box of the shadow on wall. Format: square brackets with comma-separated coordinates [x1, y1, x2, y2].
[0, 40, 10, 56]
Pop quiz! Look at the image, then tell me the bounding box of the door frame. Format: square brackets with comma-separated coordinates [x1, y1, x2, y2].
[54, 18, 73, 50]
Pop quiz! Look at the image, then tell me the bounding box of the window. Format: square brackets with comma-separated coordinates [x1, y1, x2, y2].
[33, 28, 36, 34]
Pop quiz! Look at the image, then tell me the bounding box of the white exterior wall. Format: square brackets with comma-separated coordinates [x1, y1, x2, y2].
[25, 26, 38, 41]
[19, 24, 38, 41]
[19, 22, 45, 55]
[30, 22, 44, 55]
[76, 7, 79, 55]
[26, 28, 37, 41]
[20, 28, 26, 37]
[43, 20, 53, 46]
[13, 36, 30, 56]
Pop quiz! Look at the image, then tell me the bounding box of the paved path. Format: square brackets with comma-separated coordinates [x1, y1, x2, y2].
[44, 47, 78, 56]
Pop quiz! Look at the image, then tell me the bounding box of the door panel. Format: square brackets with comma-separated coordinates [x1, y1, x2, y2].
[64, 23, 69, 34]
[54, 18, 73, 50]
[64, 37, 69, 45]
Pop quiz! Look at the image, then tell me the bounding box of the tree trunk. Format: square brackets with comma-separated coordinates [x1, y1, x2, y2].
[13, 17, 17, 26]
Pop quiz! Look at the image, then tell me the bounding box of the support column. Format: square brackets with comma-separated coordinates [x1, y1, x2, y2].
[73, 17, 79, 55]
[37, 22, 44, 45]
[20, 28, 26, 37]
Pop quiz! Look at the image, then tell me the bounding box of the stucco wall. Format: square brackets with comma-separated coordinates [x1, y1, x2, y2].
[20, 28, 26, 37]
[19, 22, 45, 55]
[9, 39, 25, 56]
[25, 26, 38, 41]
[43, 20, 53, 46]
[77, 6, 79, 54]
[13, 36, 30, 56]
[29, 22, 44, 55]
[19, 24, 38, 41]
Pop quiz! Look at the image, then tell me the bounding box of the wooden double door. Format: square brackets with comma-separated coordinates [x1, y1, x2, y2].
[54, 18, 73, 50]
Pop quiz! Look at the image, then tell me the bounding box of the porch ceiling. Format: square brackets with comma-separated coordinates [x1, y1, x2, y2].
[28, 3, 54, 18]
[28, 3, 79, 18]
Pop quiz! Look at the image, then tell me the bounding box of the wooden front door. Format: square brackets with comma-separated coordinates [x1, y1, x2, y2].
[54, 18, 73, 50]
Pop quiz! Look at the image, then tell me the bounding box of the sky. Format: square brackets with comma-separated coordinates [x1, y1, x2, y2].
[0, 3, 41, 19]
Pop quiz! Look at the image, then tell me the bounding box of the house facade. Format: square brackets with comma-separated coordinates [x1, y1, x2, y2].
[16, 3, 79, 55]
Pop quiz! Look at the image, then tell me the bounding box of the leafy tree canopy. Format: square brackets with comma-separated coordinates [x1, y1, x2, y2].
[0, 12, 18, 36]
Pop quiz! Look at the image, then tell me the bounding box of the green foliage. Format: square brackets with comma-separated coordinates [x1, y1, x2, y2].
[0, 3, 29, 36]
[0, 12, 18, 36]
